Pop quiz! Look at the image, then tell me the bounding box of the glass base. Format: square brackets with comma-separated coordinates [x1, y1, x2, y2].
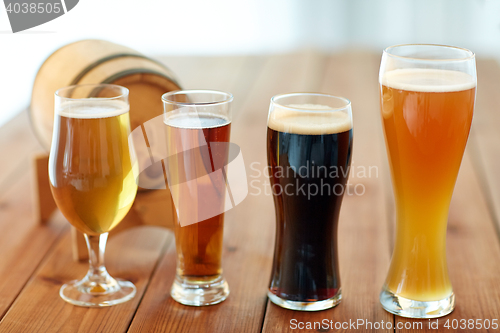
[60, 278, 136, 307]
[267, 288, 342, 311]
[170, 275, 229, 306]
[380, 287, 455, 318]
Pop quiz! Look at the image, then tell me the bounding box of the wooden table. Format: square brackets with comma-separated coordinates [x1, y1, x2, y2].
[0, 52, 499, 332]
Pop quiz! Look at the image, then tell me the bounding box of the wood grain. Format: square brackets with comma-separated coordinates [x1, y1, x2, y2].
[0, 111, 67, 319]
[0, 227, 172, 333]
[34, 154, 57, 224]
[0, 110, 44, 191]
[0, 173, 67, 319]
[468, 59, 500, 235]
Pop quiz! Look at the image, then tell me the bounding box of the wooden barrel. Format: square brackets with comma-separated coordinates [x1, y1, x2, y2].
[30, 39, 181, 151]
[30, 39, 181, 189]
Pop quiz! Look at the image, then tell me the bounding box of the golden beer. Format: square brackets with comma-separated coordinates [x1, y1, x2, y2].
[49, 100, 137, 235]
[381, 68, 475, 301]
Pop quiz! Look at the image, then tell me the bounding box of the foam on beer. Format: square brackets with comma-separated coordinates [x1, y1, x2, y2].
[380, 68, 476, 92]
[165, 112, 230, 129]
[57, 100, 130, 119]
[268, 104, 352, 135]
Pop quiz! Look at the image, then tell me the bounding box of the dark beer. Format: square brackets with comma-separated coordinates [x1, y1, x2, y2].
[164, 113, 231, 281]
[267, 105, 353, 305]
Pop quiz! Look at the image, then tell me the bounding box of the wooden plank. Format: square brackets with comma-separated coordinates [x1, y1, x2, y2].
[0, 110, 71, 317]
[468, 59, 500, 235]
[0, 172, 67, 318]
[0, 109, 66, 318]
[34, 154, 57, 223]
[394, 151, 500, 332]
[127, 52, 327, 333]
[0, 227, 173, 332]
[262, 52, 392, 333]
[0, 110, 44, 192]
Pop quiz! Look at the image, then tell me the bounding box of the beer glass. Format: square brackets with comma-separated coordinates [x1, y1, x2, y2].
[163, 90, 232, 306]
[49, 84, 138, 307]
[379, 45, 476, 318]
[267, 93, 353, 311]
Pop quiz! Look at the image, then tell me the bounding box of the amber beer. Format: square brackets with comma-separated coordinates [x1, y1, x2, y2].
[381, 70, 475, 302]
[164, 114, 230, 279]
[266, 96, 353, 311]
[49, 100, 137, 235]
[163, 90, 232, 306]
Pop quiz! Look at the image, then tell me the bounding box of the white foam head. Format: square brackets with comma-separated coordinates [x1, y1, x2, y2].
[57, 100, 129, 119]
[164, 112, 230, 129]
[380, 68, 476, 92]
[268, 104, 352, 135]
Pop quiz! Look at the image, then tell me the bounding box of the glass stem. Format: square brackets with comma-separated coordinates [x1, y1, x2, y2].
[84, 233, 113, 285]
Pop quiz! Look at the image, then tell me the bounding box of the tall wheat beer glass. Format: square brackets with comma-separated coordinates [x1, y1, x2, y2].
[267, 93, 353, 311]
[163, 90, 232, 306]
[379, 45, 476, 318]
[49, 84, 138, 307]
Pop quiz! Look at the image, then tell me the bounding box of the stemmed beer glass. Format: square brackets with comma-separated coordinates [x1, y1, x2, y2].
[49, 84, 138, 307]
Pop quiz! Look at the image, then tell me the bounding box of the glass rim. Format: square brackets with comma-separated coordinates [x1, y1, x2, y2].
[383, 44, 475, 62]
[162, 89, 234, 106]
[271, 92, 351, 113]
[55, 83, 129, 100]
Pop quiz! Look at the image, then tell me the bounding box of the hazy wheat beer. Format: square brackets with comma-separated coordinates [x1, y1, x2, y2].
[267, 97, 353, 311]
[381, 68, 475, 301]
[49, 100, 137, 235]
[164, 113, 231, 280]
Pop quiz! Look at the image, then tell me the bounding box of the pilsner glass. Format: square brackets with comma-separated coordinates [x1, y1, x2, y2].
[379, 45, 476, 318]
[49, 84, 138, 307]
[266, 93, 353, 311]
[163, 90, 232, 306]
